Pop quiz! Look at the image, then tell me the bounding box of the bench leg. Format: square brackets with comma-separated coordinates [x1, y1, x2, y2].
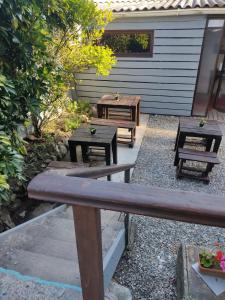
[176, 159, 183, 179]
[81, 145, 89, 162]
[105, 145, 111, 181]
[129, 128, 135, 148]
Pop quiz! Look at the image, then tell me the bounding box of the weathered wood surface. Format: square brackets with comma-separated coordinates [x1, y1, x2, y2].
[69, 124, 117, 144]
[90, 118, 136, 147]
[28, 169, 225, 228]
[73, 206, 104, 300]
[90, 118, 136, 129]
[97, 95, 140, 126]
[178, 149, 220, 164]
[97, 95, 140, 107]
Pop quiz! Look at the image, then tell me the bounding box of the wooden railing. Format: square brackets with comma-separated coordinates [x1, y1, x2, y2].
[28, 164, 225, 300]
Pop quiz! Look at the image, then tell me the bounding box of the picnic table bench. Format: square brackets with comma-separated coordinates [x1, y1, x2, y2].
[90, 118, 136, 148]
[176, 148, 220, 183]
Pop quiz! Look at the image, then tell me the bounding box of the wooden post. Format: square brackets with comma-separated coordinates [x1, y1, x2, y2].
[73, 205, 104, 300]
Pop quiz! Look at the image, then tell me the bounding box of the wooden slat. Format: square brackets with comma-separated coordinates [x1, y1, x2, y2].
[76, 73, 197, 84]
[178, 149, 220, 164]
[155, 29, 204, 38]
[77, 86, 194, 98]
[155, 38, 203, 46]
[84, 67, 198, 76]
[90, 118, 136, 129]
[116, 54, 201, 62]
[28, 172, 225, 228]
[154, 45, 201, 54]
[77, 91, 193, 105]
[78, 80, 196, 91]
[111, 60, 199, 69]
[107, 20, 205, 30]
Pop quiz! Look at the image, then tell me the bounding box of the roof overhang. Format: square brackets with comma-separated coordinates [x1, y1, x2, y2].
[112, 8, 225, 19]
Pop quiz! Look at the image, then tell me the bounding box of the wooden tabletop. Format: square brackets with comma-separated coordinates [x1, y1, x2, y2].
[97, 95, 140, 107]
[69, 124, 117, 144]
[180, 118, 223, 137]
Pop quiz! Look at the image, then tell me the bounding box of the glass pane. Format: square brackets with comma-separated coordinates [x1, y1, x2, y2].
[192, 22, 224, 116]
[101, 32, 151, 55]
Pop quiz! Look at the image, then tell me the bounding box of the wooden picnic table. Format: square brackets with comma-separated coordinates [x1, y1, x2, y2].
[97, 95, 141, 126]
[68, 124, 117, 180]
[174, 118, 223, 166]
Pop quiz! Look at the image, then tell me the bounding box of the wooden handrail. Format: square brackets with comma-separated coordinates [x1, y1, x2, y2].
[45, 163, 134, 179]
[27, 166, 225, 300]
[29, 170, 225, 228]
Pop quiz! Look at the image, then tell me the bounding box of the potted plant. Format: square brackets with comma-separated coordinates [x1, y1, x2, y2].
[89, 127, 96, 135]
[199, 245, 225, 278]
[113, 92, 120, 101]
[199, 118, 206, 127]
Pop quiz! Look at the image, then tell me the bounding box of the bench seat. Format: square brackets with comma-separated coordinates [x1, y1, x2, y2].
[90, 118, 136, 148]
[176, 148, 220, 184]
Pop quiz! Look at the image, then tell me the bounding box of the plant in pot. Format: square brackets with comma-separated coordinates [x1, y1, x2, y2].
[199, 118, 206, 127]
[199, 243, 225, 277]
[89, 127, 96, 135]
[113, 92, 120, 101]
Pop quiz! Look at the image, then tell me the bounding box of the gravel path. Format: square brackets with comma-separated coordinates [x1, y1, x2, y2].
[115, 115, 225, 300]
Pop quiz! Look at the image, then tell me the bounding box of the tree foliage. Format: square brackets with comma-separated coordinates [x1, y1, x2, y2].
[0, 0, 115, 203]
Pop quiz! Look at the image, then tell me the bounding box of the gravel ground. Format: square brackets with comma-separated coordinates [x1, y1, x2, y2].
[115, 115, 225, 300]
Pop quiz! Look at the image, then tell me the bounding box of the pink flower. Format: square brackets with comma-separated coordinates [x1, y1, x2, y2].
[220, 261, 225, 272]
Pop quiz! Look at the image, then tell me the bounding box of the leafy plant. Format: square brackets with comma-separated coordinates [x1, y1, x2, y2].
[0, 132, 24, 204]
[0, 0, 115, 202]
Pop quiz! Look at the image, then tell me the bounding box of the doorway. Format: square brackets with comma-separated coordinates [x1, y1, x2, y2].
[192, 18, 225, 116]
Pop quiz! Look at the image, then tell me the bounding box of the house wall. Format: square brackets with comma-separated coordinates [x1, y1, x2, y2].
[76, 15, 207, 116]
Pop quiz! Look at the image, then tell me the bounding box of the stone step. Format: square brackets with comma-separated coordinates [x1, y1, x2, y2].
[0, 205, 126, 296]
[0, 249, 81, 286]
[21, 236, 77, 261]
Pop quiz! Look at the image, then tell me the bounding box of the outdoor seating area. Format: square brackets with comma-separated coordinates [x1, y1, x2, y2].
[174, 118, 223, 183]
[2, 0, 225, 299]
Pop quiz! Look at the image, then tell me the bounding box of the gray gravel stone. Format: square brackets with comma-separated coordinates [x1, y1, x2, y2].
[114, 115, 225, 300]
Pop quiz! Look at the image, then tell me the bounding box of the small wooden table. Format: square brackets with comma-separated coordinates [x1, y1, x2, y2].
[68, 124, 117, 180]
[97, 95, 141, 126]
[174, 119, 223, 166]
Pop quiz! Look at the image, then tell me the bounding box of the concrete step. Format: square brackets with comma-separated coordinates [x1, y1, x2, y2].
[0, 249, 81, 286]
[21, 236, 77, 261]
[0, 205, 126, 297]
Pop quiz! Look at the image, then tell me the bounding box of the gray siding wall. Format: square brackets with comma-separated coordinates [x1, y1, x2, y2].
[76, 15, 206, 116]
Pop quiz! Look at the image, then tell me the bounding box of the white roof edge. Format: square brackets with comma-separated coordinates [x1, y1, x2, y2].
[113, 8, 225, 19]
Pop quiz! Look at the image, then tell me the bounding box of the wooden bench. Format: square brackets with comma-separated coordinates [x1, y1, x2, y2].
[176, 148, 220, 184]
[90, 118, 136, 148]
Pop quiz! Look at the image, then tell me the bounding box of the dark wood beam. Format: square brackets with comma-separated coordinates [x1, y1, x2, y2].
[73, 205, 104, 300]
[28, 172, 225, 228]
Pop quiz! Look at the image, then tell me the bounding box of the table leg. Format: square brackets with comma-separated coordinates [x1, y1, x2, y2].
[137, 102, 140, 126]
[205, 138, 213, 152]
[131, 107, 136, 124]
[69, 142, 77, 162]
[105, 145, 111, 181]
[97, 104, 103, 118]
[81, 145, 89, 162]
[174, 133, 186, 166]
[213, 137, 222, 153]
[112, 133, 118, 164]
[174, 122, 180, 151]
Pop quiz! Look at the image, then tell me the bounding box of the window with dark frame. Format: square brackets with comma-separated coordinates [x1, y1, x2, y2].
[100, 30, 154, 57]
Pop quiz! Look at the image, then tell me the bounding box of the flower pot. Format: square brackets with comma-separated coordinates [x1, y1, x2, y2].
[89, 128, 96, 135]
[198, 254, 225, 278]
